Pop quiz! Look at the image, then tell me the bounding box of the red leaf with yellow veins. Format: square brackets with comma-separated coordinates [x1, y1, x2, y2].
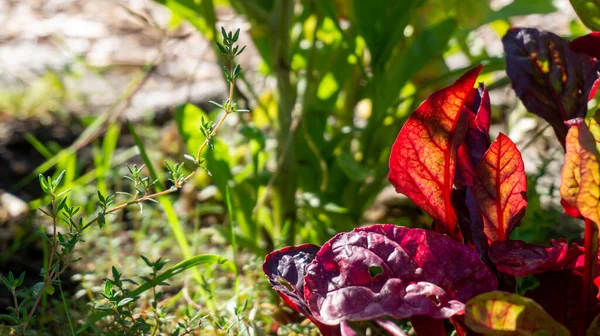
[388, 66, 482, 239]
[472, 134, 528, 242]
[560, 118, 600, 225]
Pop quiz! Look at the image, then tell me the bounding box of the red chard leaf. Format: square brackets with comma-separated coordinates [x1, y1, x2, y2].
[303, 224, 497, 325]
[472, 133, 528, 242]
[570, 32, 600, 60]
[453, 188, 489, 256]
[527, 270, 591, 333]
[489, 239, 580, 277]
[263, 244, 341, 336]
[560, 117, 600, 224]
[503, 28, 600, 146]
[388, 66, 482, 239]
[408, 316, 446, 336]
[263, 244, 319, 318]
[457, 83, 492, 187]
[595, 276, 600, 301]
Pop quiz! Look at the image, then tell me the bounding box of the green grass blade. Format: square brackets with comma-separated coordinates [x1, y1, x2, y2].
[225, 184, 239, 298]
[24, 133, 53, 159]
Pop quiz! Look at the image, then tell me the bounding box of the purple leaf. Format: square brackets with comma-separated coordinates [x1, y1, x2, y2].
[263, 244, 342, 336]
[489, 239, 584, 277]
[456, 83, 492, 187]
[263, 244, 319, 317]
[303, 224, 498, 325]
[503, 27, 600, 146]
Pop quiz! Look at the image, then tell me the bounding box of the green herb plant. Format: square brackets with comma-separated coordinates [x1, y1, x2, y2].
[0, 28, 246, 335]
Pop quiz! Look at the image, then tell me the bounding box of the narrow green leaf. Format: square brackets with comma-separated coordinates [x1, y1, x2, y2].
[216, 41, 228, 54]
[225, 184, 239, 298]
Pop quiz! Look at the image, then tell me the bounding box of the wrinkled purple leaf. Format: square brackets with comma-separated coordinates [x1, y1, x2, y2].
[263, 244, 342, 336]
[503, 27, 600, 146]
[303, 224, 498, 325]
[263, 244, 319, 317]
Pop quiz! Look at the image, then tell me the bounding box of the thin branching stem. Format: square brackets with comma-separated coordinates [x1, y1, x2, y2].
[81, 33, 239, 232]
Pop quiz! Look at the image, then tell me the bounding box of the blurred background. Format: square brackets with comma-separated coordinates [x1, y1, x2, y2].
[0, 0, 591, 334]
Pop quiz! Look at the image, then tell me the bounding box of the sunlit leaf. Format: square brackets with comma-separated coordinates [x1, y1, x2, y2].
[388, 66, 482, 238]
[465, 291, 570, 335]
[560, 118, 600, 225]
[472, 134, 527, 241]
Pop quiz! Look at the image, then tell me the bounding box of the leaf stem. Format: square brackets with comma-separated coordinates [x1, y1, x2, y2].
[583, 218, 598, 326]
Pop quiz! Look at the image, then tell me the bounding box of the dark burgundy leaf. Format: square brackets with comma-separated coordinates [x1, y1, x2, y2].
[503, 27, 600, 146]
[409, 316, 446, 336]
[527, 270, 593, 334]
[489, 239, 580, 276]
[453, 188, 489, 257]
[570, 32, 600, 60]
[263, 244, 341, 336]
[263, 244, 319, 317]
[457, 83, 492, 187]
[303, 224, 498, 325]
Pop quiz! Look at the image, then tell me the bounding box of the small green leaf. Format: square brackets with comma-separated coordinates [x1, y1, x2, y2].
[216, 41, 228, 54]
[221, 27, 228, 41]
[54, 170, 66, 188]
[57, 196, 68, 212]
[234, 45, 246, 57]
[140, 255, 153, 268]
[16, 272, 25, 287]
[39, 174, 50, 194]
[32, 282, 45, 297]
[233, 64, 241, 79]
[118, 298, 135, 307]
[45, 285, 55, 295]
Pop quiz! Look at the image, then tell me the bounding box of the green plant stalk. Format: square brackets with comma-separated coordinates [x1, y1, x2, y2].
[271, 0, 297, 246]
[22, 196, 58, 333]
